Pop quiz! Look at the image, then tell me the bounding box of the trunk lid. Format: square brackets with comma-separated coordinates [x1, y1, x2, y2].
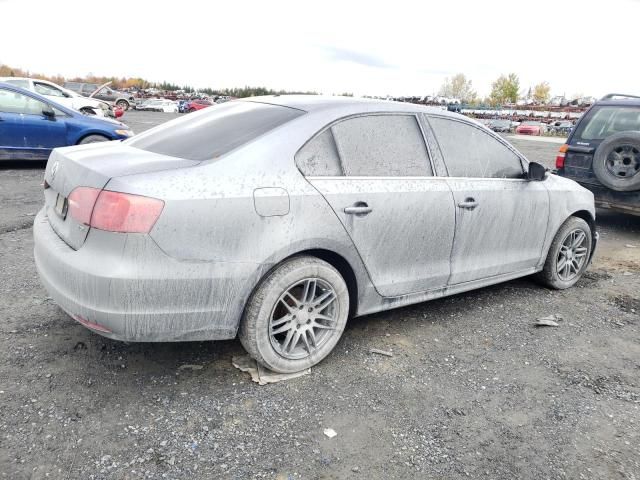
[44, 142, 198, 250]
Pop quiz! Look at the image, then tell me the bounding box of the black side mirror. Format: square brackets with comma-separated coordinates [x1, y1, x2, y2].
[42, 106, 55, 118]
[527, 161, 547, 181]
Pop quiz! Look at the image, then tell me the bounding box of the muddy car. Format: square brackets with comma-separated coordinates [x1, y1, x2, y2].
[34, 96, 597, 373]
[555, 94, 640, 215]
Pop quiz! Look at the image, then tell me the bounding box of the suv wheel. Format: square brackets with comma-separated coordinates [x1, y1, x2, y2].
[116, 99, 130, 111]
[592, 131, 640, 191]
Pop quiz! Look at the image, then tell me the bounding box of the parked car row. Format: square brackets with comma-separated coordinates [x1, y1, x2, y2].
[0, 77, 116, 118]
[0, 82, 133, 161]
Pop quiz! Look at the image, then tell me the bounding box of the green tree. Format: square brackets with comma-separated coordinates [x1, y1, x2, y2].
[438, 73, 476, 102]
[533, 81, 551, 104]
[490, 73, 520, 105]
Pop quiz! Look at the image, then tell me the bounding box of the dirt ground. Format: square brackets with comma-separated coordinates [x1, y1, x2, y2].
[0, 111, 638, 479]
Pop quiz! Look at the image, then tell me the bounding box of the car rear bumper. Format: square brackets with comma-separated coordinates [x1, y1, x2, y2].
[33, 208, 262, 342]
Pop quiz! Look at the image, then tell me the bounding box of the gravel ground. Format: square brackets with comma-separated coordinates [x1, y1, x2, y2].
[1, 111, 639, 479]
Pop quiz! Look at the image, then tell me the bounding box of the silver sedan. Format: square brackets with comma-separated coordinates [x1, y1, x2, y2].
[34, 96, 597, 373]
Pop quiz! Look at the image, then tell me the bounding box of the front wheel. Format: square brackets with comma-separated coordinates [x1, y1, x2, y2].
[78, 134, 109, 144]
[116, 100, 130, 111]
[536, 217, 593, 289]
[239, 256, 349, 373]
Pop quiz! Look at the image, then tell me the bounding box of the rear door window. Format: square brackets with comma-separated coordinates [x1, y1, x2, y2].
[429, 116, 524, 179]
[296, 129, 343, 176]
[573, 106, 640, 142]
[331, 114, 432, 176]
[0, 88, 47, 115]
[127, 101, 304, 161]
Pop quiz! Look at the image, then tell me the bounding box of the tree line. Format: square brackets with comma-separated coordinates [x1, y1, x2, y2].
[438, 72, 552, 105]
[1, 63, 555, 104]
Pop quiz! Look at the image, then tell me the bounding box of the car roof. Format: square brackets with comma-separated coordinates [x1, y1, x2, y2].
[595, 99, 640, 107]
[241, 94, 465, 118]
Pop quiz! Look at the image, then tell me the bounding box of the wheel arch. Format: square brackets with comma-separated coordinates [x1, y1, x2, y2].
[75, 131, 113, 144]
[297, 248, 358, 318]
[570, 209, 595, 234]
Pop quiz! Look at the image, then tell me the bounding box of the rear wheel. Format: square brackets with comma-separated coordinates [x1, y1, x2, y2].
[78, 134, 109, 144]
[239, 256, 349, 373]
[536, 217, 592, 289]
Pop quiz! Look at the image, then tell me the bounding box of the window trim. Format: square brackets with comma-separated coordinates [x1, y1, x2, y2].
[295, 112, 437, 178]
[425, 113, 528, 179]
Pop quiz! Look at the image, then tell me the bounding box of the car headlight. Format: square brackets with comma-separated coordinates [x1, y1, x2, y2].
[115, 129, 134, 137]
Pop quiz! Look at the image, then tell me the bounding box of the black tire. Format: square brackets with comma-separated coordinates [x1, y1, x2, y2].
[536, 217, 592, 289]
[592, 131, 640, 191]
[116, 100, 130, 111]
[78, 135, 110, 145]
[238, 256, 349, 373]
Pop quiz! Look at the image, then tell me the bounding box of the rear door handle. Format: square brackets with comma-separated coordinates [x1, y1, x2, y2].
[458, 198, 478, 210]
[344, 202, 372, 215]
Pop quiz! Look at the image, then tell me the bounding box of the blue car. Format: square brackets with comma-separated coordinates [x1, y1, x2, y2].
[0, 82, 134, 161]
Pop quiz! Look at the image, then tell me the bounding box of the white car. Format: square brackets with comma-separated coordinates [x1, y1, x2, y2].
[135, 99, 178, 113]
[0, 77, 113, 117]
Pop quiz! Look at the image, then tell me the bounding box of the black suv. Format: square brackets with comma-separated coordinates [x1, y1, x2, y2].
[556, 94, 640, 215]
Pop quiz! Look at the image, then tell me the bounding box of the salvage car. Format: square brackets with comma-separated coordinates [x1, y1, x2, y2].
[515, 121, 545, 136]
[0, 77, 114, 117]
[185, 98, 213, 112]
[555, 93, 640, 215]
[33, 96, 596, 373]
[489, 119, 512, 133]
[136, 99, 179, 113]
[64, 82, 136, 111]
[0, 83, 133, 161]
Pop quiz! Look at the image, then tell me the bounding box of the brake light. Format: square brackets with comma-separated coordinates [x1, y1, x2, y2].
[67, 187, 164, 233]
[91, 191, 164, 233]
[556, 144, 568, 169]
[68, 187, 101, 225]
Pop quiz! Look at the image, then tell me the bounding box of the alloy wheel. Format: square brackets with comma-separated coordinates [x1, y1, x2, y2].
[269, 278, 338, 360]
[556, 229, 589, 281]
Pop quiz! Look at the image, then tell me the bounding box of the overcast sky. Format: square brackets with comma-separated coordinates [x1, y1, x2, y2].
[1, 0, 638, 98]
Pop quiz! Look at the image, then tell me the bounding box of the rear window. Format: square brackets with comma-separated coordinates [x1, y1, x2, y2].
[573, 106, 640, 142]
[127, 101, 304, 161]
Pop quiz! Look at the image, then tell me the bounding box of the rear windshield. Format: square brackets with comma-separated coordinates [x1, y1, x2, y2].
[573, 106, 640, 142]
[127, 101, 304, 161]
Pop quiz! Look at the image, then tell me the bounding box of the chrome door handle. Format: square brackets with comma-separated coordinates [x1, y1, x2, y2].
[344, 203, 372, 215]
[458, 198, 478, 210]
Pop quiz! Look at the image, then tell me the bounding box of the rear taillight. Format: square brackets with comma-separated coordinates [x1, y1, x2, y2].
[91, 190, 164, 233]
[556, 144, 568, 169]
[68, 187, 102, 225]
[67, 187, 164, 233]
